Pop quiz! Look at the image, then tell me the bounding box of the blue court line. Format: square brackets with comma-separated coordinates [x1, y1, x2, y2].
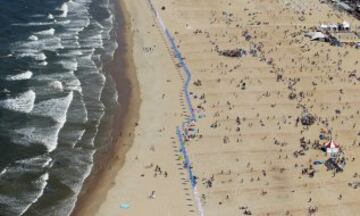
[164, 29, 196, 121]
[146, 0, 202, 207]
[176, 126, 196, 188]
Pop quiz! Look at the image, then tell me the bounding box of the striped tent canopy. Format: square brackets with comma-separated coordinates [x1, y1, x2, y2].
[324, 140, 340, 157]
[324, 139, 340, 149]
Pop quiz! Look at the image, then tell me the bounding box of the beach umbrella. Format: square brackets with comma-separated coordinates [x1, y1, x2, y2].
[324, 139, 339, 149]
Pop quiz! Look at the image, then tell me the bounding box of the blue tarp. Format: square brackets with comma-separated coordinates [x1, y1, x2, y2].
[177, 127, 197, 188]
[164, 29, 195, 121]
[120, 203, 129, 209]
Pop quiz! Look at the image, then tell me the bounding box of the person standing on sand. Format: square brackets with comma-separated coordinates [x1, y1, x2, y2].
[149, 190, 156, 199]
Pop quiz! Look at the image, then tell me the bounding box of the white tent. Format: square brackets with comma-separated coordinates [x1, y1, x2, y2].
[305, 32, 328, 41]
[330, 24, 339, 31]
[342, 21, 350, 30]
[320, 24, 328, 30]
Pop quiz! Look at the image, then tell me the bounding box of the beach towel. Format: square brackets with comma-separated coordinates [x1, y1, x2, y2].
[120, 203, 129, 209]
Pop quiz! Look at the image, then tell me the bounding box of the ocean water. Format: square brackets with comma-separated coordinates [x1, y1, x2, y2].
[0, 0, 119, 215]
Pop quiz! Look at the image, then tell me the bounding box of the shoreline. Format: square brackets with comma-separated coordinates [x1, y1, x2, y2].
[70, 0, 140, 215]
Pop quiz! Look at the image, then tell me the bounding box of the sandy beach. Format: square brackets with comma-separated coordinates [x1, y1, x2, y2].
[75, 0, 360, 215]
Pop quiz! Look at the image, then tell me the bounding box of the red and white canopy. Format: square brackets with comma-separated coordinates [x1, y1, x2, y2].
[324, 140, 340, 149]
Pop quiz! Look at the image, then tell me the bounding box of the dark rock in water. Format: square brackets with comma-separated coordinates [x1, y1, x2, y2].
[301, 113, 315, 126]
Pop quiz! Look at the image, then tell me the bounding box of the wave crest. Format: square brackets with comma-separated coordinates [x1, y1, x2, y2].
[5, 71, 33, 81]
[0, 90, 36, 113]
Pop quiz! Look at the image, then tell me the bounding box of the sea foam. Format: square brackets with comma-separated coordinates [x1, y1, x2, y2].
[49, 81, 64, 91]
[5, 71, 33, 81]
[15, 121, 65, 152]
[57, 59, 78, 71]
[35, 28, 55, 36]
[32, 91, 73, 124]
[58, 2, 69, 17]
[19, 173, 49, 216]
[28, 35, 39, 41]
[16, 37, 63, 51]
[48, 13, 54, 20]
[0, 90, 36, 113]
[23, 92, 73, 151]
[18, 52, 47, 61]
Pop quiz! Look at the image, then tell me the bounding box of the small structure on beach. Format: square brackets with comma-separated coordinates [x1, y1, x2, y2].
[322, 139, 346, 173]
[331, 32, 360, 44]
[323, 139, 340, 158]
[318, 23, 338, 32]
[305, 32, 328, 41]
[307, 21, 360, 47]
[318, 21, 351, 32]
[342, 21, 350, 31]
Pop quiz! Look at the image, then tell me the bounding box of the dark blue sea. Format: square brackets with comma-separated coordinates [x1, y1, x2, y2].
[0, 0, 120, 215]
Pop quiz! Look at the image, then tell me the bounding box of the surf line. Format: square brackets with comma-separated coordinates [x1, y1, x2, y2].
[146, 0, 204, 216]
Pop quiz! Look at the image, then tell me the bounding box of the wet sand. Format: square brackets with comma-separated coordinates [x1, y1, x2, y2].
[71, 1, 141, 215]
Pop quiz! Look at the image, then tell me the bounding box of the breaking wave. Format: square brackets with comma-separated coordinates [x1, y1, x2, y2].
[0, 0, 119, 214]
[35, 28, 55, 36]
[31, 91, 73, 124]
[0, 90, 36, 113]
[5, 71, 33, 81]
[58, 2, 69, 18]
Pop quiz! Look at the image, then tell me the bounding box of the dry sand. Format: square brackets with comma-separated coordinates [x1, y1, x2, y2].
[77, 0, 360, 215]
[76, 0, 196, 215]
